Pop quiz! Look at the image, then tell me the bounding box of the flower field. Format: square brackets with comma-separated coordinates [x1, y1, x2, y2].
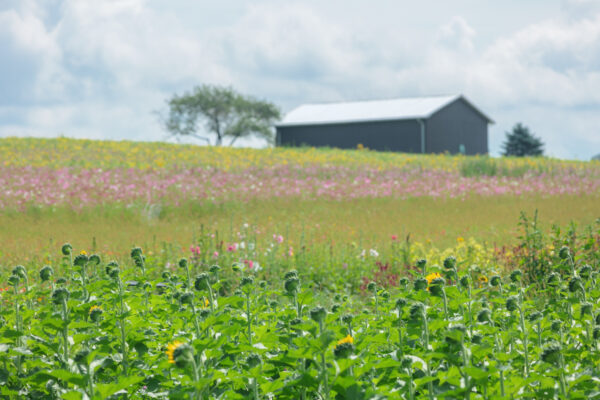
[1, 138, 599, 210]
[0, 219, 599, 399]
[1, 137, 600, 398]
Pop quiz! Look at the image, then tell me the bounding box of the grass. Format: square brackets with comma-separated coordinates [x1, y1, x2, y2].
[1, 194, 598, 265]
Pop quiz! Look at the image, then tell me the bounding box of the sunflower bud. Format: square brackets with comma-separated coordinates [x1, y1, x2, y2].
[194, 273, 210, 291]
[414, 278, 428, 291]
[246, 353, 261, 368]
[551, 320, 562, 333]
[558, 246, 570, 260]
[472, 333, 483, 344]
[73, 254, 88, 267]
[107, 266, 120, 280]
[428, 278, 445, 297]
[443, 256, 456, 270]
[52, 287, 70, 305]
[284, 277, 299, 294]
[341, 314, 353, 325]
[61, 243, 73, 256]
[416, 258, 427, 270]
[541, 342, 561, 366]
[528, 311, 543, 322]
[88, 254, 101, 265]
[240, 276, 254, 287]
[171, 342, 195, 368]
[547, 272, 561, 287]
[409, 303, 424, 320]
[506, 295, 519, 312]
[396, 298, 407, 310]
[459, 275, 470, 288]
[399, 277, 409, 287]
[284, 270, 298, 280]
[333, 342, 354, 359]
[509, 270, 522, 283]
[310, 306, 327, 324]
[490, 275, 501, 287]
[89, 306, 103, 322]
[580, 302, 593, 317]
[12, 265, 27, 279]
[7, 274, 19, 287]
[56, 277, 67, 285]
[568, 277, 583, 293]
[331, 304, 341, 313]
[178, 258, 188, 269]
[131, 247, 143, 259]
[367, 282, 376, 292]
[579, 265, 592, 280]
[39, 265, 54, 282]
[477, 308, 491, 323]
[209, 265, 220, 274]
[180, 292, 194, 305]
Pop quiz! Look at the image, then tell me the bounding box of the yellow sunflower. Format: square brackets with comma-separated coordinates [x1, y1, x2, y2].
[88, 305, 102, 315]
[337, 335, 354, 346]
[166, 340, 184, 364]
[425, 272, 442, 285]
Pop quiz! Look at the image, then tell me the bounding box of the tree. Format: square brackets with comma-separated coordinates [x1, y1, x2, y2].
[501, 123, 544, 157]
[163, 84, 281, 146]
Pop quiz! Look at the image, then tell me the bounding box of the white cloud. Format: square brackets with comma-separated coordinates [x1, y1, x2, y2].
[1, 0, 600, 158]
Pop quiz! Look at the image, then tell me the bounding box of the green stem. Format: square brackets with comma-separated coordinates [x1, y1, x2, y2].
[118, 279, 128, 376]
[207, 284, 215, 312]
[87, 364, 95, 399]
[462, 339, 470, 400]
[190, 302, 202, 339]
[442, 290, 449, 321]
[558, 354, 567, 398]
[318, 321, 329, 399]
[407, 366, 414, 400]
[518, 306, 529, 377]
[61, 298, 69, 363]
[246, 292, 252, 346]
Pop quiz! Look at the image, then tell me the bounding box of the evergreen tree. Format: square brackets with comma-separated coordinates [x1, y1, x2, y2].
[501, 123, 544, 157]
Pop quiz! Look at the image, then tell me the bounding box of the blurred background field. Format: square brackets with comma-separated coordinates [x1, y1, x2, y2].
[0, 137, 598, 269]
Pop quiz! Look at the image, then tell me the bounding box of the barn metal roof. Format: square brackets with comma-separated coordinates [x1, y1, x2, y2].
[276, 94, 493, 127]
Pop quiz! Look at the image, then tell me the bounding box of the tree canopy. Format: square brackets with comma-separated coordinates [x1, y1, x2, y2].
[501, 123, 544, 157]
[164, 85, 280, 146]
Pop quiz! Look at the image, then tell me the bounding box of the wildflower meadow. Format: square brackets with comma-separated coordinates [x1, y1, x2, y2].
[1, 137, 600, 399]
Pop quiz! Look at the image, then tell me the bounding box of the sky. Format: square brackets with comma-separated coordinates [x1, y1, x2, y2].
[1, 0, 600, 159]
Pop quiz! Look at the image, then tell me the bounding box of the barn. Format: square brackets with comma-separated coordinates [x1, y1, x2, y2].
[275, 94, 493, 155]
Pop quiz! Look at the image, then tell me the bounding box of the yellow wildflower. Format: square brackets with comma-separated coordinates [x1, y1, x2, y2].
[478, 275, 488, 284]
[337, 335, 354, 346]
[457, 237, 465, 243]
[166, 340, 184, 364]
[80, 250, 87, 255]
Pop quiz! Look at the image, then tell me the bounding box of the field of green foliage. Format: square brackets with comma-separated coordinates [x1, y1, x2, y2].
[1, 215, 599, 399]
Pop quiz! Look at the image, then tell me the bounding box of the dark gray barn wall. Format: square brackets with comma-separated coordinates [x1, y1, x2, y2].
[426, 99, 488, 155]
[277, 119, 421, 152]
